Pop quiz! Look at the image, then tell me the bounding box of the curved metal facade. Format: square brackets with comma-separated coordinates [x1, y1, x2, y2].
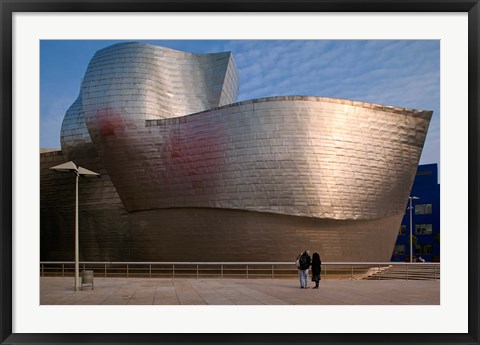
[41, 42, 432, 262]
[106, 96, 430, 220]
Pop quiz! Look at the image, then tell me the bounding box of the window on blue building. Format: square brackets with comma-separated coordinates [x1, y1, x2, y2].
[415, 244, 433, 255]
[415, 224, 433, 235]
[416, 170, 432, 176]
[415, 203, 432, 215]
[399, 225, 406, 235]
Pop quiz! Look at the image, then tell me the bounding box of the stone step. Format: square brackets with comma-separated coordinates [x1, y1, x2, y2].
[364, 265, 440, 280]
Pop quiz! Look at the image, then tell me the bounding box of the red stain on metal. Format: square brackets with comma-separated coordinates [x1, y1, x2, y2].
[96, 108, 125, 137]
[162, 120, 226, 189]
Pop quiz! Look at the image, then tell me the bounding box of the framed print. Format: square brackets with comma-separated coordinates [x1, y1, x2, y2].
[1, 1, 479, 345]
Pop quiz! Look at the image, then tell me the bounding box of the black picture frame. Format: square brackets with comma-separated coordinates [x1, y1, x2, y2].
[1, 1, 479, 344]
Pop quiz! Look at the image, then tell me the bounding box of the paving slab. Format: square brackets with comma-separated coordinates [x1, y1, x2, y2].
[40, 277, 440, 305]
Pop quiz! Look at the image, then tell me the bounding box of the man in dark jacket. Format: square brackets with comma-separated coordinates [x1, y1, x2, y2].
[298, 250, 311, 288]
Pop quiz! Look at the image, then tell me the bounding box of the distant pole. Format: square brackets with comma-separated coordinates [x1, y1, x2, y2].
[409, 197, 413, 263]
[75, 171, 80, 291]
[409, 196, 420, 263]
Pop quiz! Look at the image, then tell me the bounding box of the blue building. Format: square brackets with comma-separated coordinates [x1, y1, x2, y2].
[392, 164, 440, 262]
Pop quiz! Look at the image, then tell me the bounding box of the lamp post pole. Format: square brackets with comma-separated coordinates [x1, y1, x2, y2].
[50, 161, 100, 292]
[409, 197, 413, 263]
[75, 171, 80, 291]
[409, 196, 419, 263]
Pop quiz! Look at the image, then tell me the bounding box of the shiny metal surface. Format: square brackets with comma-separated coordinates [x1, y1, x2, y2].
[42, 42, 433, 262]
[94, 96, 431, 220]
[60, 94, 91, 161]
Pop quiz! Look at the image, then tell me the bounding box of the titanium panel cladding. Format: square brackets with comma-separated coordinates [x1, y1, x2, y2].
[42, 42, 433, 262]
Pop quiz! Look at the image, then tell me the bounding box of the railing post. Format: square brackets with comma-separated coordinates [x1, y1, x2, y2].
[221, 265, 223, 280]
[197, 265, 199, 279]
[173, 264, 175, 279]
[378, 266, 380, 280]
[324, 264, 327, 280]
[105, 264, 107, 278]
[149, 264, 152, 278]
[272, 265, 274, 279]
[41, 263, 44, 277]
[127, 264, 129, 278]
[406, 264, 409, 281]
[351, 265, 353, 280]
[434, 264, 437, 281]
[246, 264, 249, 279]
[62, 264, 64, 277]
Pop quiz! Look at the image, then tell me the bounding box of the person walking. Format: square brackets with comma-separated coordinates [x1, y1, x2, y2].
[311, 252, 322, 289]
[298, 250, 311, 288]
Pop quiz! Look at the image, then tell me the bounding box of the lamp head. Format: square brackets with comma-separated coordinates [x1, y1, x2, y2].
[50, 161, 100, 178]
[50, 161, 78, 172]
[78, 166, 100, 178]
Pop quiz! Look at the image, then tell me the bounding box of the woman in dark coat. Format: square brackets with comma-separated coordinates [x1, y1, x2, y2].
[311, 252, 321, 288]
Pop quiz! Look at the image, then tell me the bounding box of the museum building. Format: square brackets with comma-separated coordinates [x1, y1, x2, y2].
[40, 42, 433, 263]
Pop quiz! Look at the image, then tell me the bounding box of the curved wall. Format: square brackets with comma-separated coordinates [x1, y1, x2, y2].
[60, 94, 97, 162]
[87, 96, 431, 220]
[125, 208, 404, 262]
[76, 42, 239, 208]
[81, 42, 238, 124]
[40, 150, 402, 262]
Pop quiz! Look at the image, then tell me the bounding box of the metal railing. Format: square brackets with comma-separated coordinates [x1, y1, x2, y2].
[40, 261, 440, 281]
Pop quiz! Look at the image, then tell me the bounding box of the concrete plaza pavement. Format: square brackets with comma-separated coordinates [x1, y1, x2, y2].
[41, 277, 440, 305]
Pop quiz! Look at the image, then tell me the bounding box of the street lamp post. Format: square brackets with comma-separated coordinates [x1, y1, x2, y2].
[50, 161, 100, 291]
[408, 196, 420, 263]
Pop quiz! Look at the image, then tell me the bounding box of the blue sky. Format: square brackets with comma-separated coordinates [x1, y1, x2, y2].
[40, 40, 440, 165]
